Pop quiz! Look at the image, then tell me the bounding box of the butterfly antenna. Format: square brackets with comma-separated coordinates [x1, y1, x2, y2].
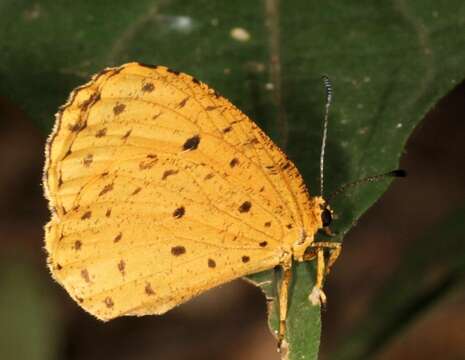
[328, 169, 407, 202]
[320, 75, 332, 196]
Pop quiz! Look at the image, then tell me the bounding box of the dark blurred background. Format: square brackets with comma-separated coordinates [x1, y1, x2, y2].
[1, 1, 465, 359]
[1, 80, 464, 360]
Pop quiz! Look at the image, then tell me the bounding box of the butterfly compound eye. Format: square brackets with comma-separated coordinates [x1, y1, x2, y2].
[321, 208, 332, 227]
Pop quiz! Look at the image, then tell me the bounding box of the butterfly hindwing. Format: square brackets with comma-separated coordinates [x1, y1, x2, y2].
[44, 63, 315, 320]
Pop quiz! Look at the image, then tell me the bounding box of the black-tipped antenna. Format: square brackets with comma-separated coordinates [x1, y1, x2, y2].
[320, 75, 333, 196]
[328, 169, 407, 202]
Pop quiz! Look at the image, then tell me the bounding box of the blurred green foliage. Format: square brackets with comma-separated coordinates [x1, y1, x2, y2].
[0, 258, 60, 360]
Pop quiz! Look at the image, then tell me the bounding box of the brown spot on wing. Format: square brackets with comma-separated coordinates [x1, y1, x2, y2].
[81, 269, 90, 283]
[238, 201, 251, 213]
[182, 135, 200, 151]
[81, 211, 92, 220]
[117, 260, 126, 275]
[141, 82, 155, 92]
[259, 241, 268, 247]
[122, 129, 132, 140]
[74, 240, 82, 250]
[208, 259, 216, 268]
[145, 283, 155, 295]
[83, 154, 93, 167]
[80, 93, 100, 111]
[173, 206, 185, 219]
[68, 122, 84, 132]
[114, 232, 122, 243]
[178, 97, 189, 108]
[250, 138, 259, 145]
[104, 297, 114, 308]
[95, 128, 107, 137]
[99, 183, 114, 196]
[131, 187, 142, 196]
[106, 208, 112, 217]
[242, 256, 250, 263]
[162, 169, 178, 180]
[171, 246, 186, 256]
[113, 103, 126, 115]
[139, 154, 158, 170]
[229, 158, 239, 168]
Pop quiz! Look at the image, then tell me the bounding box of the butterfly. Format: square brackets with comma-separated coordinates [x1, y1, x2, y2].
[43, 62, 404, 348]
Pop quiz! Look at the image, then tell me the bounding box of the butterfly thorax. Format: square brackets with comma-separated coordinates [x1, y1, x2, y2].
[280, 196, 326, 262]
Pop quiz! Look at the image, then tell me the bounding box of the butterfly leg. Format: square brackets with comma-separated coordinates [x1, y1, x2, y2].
[277, 255, 293, 350]
[312, 241, 342, 274]
[306, 242, 342, 305]
[308, 249, 327, 305]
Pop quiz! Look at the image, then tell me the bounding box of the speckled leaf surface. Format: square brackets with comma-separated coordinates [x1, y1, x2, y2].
[1, 1, 465, 359]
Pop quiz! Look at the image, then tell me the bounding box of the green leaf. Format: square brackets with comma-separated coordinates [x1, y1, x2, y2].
[2, 1, 465, 359]
[330, 205, 465, 359]
[249, 263, 322, 358]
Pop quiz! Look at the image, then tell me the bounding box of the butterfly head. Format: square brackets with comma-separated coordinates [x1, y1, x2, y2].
[310, 196, 333, 231]
[320, 204, 332, 228]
